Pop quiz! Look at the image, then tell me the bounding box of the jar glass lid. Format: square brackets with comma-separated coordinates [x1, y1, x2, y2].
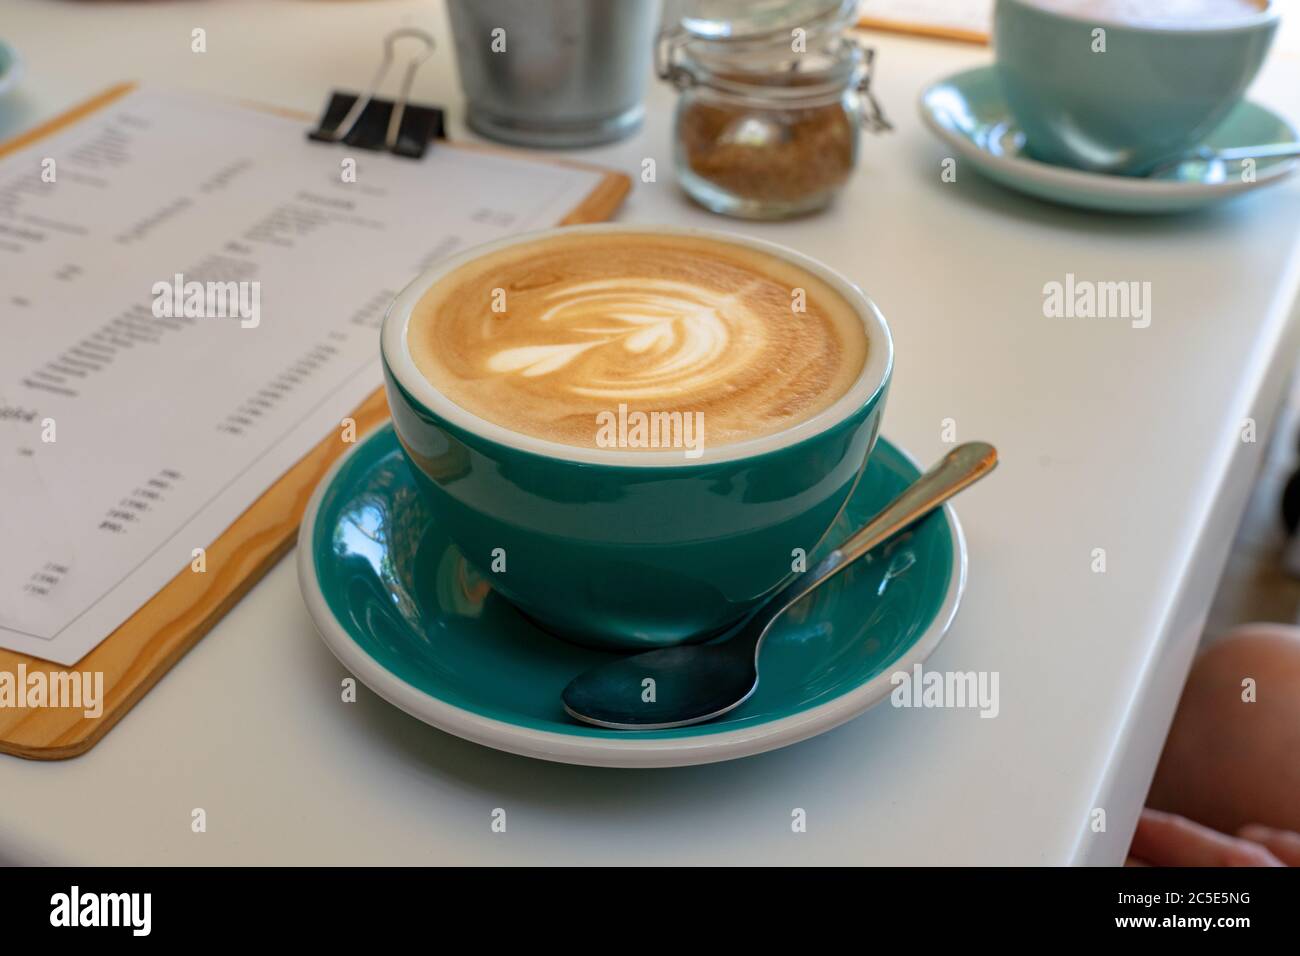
[671, 0, 858, 42]
[678, 38, 866, 107]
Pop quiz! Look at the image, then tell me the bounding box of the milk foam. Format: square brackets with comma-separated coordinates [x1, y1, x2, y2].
[1026, 0, 1266, 26]
[407, 233, 868, 450]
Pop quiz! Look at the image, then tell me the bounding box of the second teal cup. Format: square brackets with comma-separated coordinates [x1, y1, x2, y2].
[380, 225, 893, 651]
[994, 0, 1278, 176]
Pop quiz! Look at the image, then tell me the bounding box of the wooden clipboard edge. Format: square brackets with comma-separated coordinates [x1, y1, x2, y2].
[0, 82, 137, 161]
[0, 390, 394, 761]
[0, 85, 630, 760]
[856, 15, 990, 46]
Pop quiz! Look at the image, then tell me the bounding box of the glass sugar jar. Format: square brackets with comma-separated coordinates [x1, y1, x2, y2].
[657, 0, 890, 219]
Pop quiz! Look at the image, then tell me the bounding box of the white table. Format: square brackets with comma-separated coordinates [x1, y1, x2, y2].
[3, 0, 1300, 866]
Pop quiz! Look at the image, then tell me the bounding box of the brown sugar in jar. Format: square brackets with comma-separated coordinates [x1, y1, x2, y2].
[677, 77, 858, 211]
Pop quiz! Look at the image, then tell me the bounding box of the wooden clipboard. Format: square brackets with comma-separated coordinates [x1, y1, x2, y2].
[0, 84, 630, 760]
[857, 16, 989, 44]
[856, 2, 991, 46]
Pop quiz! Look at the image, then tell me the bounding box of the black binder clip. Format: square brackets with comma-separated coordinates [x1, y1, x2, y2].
[308, 28, 444, 159]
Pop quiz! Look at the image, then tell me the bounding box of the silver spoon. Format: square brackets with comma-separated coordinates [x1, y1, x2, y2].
[1149, 142, 1300, 183]
[562, 441, 999, 730]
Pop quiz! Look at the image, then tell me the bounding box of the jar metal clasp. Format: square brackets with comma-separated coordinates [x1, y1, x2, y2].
[853, 41, 892, 134]
[655, 27, 696, 90]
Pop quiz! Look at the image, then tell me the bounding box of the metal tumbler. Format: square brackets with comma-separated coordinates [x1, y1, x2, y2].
[446, 0, 661, 148]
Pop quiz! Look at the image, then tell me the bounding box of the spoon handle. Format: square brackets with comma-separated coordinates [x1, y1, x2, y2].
[1209, 143, 1300, 163]
[769, 442, 998, 617]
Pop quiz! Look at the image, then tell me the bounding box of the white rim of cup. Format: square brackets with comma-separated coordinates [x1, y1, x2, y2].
[1000, 0, 1278, 34]
[381, 223, 894, 468]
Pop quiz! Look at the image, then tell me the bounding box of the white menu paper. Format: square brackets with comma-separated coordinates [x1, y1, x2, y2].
[0, 87, 606, 664]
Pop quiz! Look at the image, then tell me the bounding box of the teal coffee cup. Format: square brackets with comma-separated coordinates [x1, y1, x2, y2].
[993, 0, 1278, 175]
[380, 225, 893, 651]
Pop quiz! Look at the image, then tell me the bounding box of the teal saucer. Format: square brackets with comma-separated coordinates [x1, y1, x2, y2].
[298, 423, 966, 767]
[919, 65, 1300, 214]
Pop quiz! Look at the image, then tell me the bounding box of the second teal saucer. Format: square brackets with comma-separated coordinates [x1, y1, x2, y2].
[0, 39, 23, 100]
[919, 65, 1300, 214]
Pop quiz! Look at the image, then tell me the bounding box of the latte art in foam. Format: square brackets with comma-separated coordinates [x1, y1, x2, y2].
[407, 233, 868, 451]
[487, 278, 766, 402]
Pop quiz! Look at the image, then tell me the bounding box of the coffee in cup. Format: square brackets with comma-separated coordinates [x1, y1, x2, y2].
[406, 231, 868, 453]
[994, 0, 1278, 175]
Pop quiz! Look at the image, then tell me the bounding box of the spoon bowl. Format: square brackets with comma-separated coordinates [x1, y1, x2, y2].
[562, 639, 760, 730]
